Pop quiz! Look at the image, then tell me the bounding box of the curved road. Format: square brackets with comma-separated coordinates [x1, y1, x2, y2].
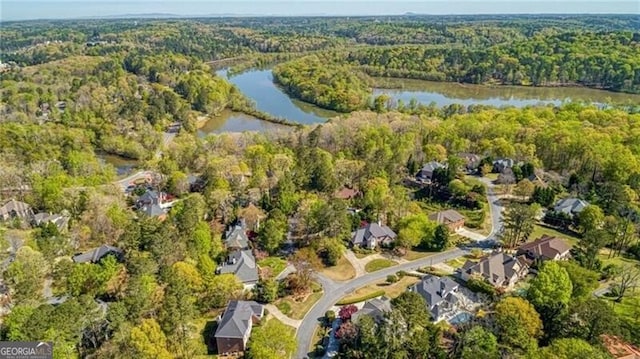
[294, 178, 503, 358]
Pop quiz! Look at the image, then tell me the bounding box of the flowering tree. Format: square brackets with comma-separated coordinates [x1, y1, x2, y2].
[338, 305, 358, 321]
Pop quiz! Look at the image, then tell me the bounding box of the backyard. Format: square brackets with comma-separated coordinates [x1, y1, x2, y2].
[258, 257, 288, 278]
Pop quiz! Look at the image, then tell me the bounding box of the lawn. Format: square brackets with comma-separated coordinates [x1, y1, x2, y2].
[529, 223, 580, 245]
[309, 324, 329, 358]
[445, 255, 475, 269]
[191, 310, 224, 357]
[320, 255, 356, 281]
[340, 276, 420, 303]
[404, 248, 435, 261]
[365, 258, 398, 272]
[275, 284, 324, 320]
[258, 257, 288, 279]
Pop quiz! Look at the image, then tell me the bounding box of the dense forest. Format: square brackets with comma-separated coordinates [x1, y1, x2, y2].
[1, 15, 640, 359]
[273, 56, 370, 112]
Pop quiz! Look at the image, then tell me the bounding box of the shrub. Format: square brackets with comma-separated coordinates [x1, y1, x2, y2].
[325, 310, 336, 327]
[396, 270, 407, 278]
[466, 277, 497, 298]
[386, 274, 398, 283]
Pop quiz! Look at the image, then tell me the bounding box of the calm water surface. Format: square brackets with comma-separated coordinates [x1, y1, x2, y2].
[373, 78, 640, 108]
[197, 110, 291, 136]
[97, 153, 138, 176]
[217, 69, 340, 124]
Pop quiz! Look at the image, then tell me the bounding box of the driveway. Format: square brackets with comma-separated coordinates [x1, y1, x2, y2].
[457, 228, 487, 242]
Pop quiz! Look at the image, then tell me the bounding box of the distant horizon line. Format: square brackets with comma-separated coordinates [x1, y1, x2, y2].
[2, 12, 638, 23]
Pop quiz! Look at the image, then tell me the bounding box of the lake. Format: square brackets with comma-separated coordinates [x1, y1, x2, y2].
[97, 153, 138, 176]
[197, 110, 292, 136]
[372, 78, 640, 108]
[216, 69, 340, 124]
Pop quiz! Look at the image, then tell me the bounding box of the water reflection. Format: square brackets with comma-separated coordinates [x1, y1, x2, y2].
[197, 110, 292, 136]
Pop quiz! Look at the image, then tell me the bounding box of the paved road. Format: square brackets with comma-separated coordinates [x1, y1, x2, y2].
[295, 247, 466, 358]
[295, 176, 504, 358]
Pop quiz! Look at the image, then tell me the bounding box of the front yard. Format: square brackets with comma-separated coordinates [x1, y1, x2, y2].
[275, 282, 323, 320]
[529, 223, 580, 245]
[365, 258, 398, 272]
[320, 255, 356, 281]
[339, 275, 420, 303]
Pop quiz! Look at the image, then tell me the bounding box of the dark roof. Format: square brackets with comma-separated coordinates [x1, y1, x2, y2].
[417, 162, 445, 179]
[352, 223, 397, 246]
[215, 300, 263, 339]
[225, 221, 249, 249]
[517, 235, 572, 260]
[428, 210, 465, 224]
[412, 275, 459, 312]
[141, 203, 166, 217]
[217, 250, 259, 284]
[72, 245, 123, 263]
[462, 253, 527, 286]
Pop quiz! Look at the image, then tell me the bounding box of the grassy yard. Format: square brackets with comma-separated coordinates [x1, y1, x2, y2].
[445, 255, 476, 269]
[309, 324, 329, 358]
[258, 257, 288, 279]
[191, 310, 224, 357]
[404, 248, 436, 261]
[529, 223, 580, 245]
[340, 276, 420, 303]
[365, 258, 398, 272]
[275, 285, 324, 320]
[320, 255, 356, 281]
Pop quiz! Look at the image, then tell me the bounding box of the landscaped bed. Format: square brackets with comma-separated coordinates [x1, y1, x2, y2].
[258, 257, 288, 278]
[365, 258, 398, 272]
[275, 282, 324, 319]
[337, 276, 420, 304]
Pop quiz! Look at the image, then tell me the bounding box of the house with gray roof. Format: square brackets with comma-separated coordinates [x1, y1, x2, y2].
[410, 275, 461, 322]
[458, 153, 481, 172]
[215, 300, 264, 355]
[493, 158, 515, 173]
[136, 190, 168, 218]
[351, 222, 397, 249]
[225, 219, 250, 250]
[554, 198, 589, 216]
[33, 212, 70, 232]
[460, 252, 529, 289]
[352, 296, 392, 323]
[216, 250, 259, 288]
[416, 162, 446, 183]
[0, 199, 34, 221]
[72, 245, 123, 264]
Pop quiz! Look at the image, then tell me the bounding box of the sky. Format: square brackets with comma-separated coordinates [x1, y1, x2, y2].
[1, 0, 638, 21]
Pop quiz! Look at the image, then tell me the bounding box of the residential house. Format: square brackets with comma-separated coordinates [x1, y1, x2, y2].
[0, 199, 34, 221]
[554, 198, 589, 215]
[351, 297, 392, 323]
[517, 235, 572, 263]
[601, 335, 640, 359]
[458, 153, 481, 172]
[136, 190, 168, 219]
[32, 212, 70, 232]
[416, 162, 445, 183]
[334, 187, 361, 201]
[410, 275, 460, 322]
[351, 223, 397, 249]
[72, 245, 123, 264]
[215, 300, 264, 355]
[428, 210, 465, 232]
[460, 253, 529, 289]
[492, 158, 515, 173]
[224, 219, 250, 250]
[216, 250, 259, 288]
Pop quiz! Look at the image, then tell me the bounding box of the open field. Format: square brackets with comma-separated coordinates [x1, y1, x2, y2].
[320, 255, 356, 281]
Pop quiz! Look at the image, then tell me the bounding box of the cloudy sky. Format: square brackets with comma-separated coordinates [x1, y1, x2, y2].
[1, 0, 638, 21]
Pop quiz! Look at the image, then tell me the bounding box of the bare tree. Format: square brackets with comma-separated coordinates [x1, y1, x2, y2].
[610, 265, 640, 302]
